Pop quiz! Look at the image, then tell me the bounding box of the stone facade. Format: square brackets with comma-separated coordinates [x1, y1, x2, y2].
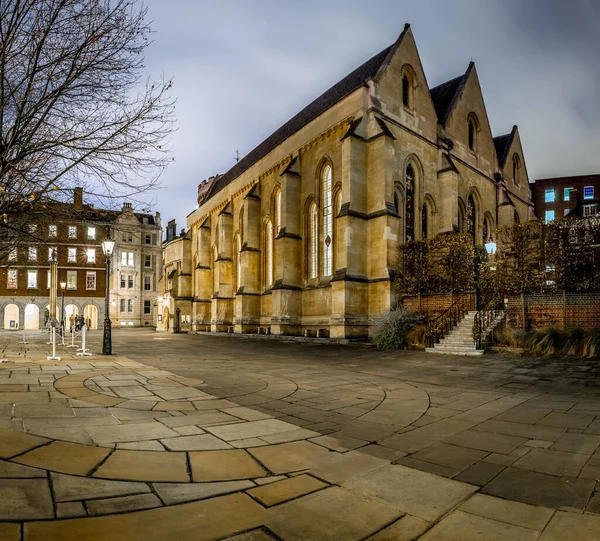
[109, 203, 163, 328]
[177, 25, 533, 338]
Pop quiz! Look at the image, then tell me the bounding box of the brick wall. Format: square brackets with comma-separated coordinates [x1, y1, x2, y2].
[401, 292, 476, 318]
[508, 291, 600, 330]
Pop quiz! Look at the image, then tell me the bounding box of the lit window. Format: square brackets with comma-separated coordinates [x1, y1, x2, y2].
[236, 234, 242, 290]
[144, 275, 151, 291]
[68, 248, 76, 262]
[309, 203, 318, 279]
[28, 247, 37, 261]
[144, 300, 151, 314]
[86, 248, 96, 263]
[584, 186, 594, 200]
[66, 270, 77, 289]
[128, 299, 134, 312]
[7, 270, 17, 289]
[27, 270, 37, 289]
[121, 252, 134, 266]
[49, 225, 57, 237]
[322, 164, 333, 276]
[86, 272, 96, 290]
[28, 224, 37, 234]
[564, 188, 573, 201]
[68, 226, 77, 238]
[8, 248, 17, 261]
[274, 188, 281, 234]
[265, 219, 273, 287]
[120, 299, 126, 312]
[87, 226, 96, 239]
[545, 210, 555, 222]
[545, 189, 555, 203]
[144, 254, 151, 268]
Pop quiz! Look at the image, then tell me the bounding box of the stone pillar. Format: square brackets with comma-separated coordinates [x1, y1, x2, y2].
[211, 206, 233, 332]
[193, 219, 211, 330]
[330, 135, 369, 339]
[437, 167, 459, 234]
[234, 187, 261, 333]
[271, 160, 302, 335]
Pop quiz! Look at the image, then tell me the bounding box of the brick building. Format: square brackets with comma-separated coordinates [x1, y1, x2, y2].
[0, 189, 162, 330]
[533, 174, 600, 221]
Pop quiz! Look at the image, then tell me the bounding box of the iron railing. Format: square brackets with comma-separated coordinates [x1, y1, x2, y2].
[425, 295, 476, 348]
[473, 298, 506, 349]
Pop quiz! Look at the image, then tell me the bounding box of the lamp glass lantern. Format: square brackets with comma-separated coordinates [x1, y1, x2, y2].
[102, 239, 115, 257]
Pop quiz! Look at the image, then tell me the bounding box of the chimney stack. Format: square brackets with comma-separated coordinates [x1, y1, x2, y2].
[73, 187, 83, 209]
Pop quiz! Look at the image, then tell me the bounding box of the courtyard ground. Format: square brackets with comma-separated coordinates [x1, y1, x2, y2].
[0, 327, 599, 539]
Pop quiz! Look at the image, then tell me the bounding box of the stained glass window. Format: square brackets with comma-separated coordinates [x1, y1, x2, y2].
[467, 195, 475, 242]
[309, 203, 318, 279]
[322, 165, 333, 276]
[405, 165, 415, 242]
[421, 203, 427, 240]
[265, 220, 273, 286]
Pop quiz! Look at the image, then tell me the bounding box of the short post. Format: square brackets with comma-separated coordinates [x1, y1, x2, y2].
[66, 327, 76, 348]
[19, 328, 28, 345]
[76, 325, 91, 356]
[47, 325, 61, 361]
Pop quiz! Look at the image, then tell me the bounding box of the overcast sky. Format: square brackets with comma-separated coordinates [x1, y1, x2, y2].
[138, 0, 600, 231]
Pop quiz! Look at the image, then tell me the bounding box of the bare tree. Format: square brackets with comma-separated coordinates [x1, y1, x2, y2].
[0, 0, 175, 247]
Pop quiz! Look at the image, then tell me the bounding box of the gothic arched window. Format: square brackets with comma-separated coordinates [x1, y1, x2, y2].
[482, 218, 489, 243]
[273, 187, 281, 234]
[468, 114, 478, 152]
[265, 219, 273, 287]
[402, 74, 411, 108]
[421, 203, 428, 240]
[235, 233, 241, 290]
[512, 154, 521, 186]
[467, 194, 476, 242]
[308, 202, 318, 279]
[405, 165, 415, 242]
[322, 164, 333, 276]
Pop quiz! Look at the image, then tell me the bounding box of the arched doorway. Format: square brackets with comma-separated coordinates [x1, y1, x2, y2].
[83, 305, 98, 330]
[163, 308, 170, 331]
[65, 304, 79, 330]
[24, 304, 39, 330]
[4, 304, 19, 330]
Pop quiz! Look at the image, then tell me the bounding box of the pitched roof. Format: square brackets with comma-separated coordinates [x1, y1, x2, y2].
[493, 125, 517, 167]
[429, 62, 473, 125]
[204, 32, 409, 202]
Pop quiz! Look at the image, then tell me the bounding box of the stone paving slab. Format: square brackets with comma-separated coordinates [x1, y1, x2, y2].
[86, 493, 162, 516]
[93, 450, 189, 482]
[0, 427, 48, 458]
[538, 511, 600, 541]
[189, 450, 267, 481]
[343, 464, 477, 522]
[51, 473, 151, 502]
[0, 478, 54, 520]
[420, 509, 540, 541]
[24, 493, 268, 541]
[365, 515, 431, 541]
[265, 486, 402, 541]
[0, 523, 20, 541]
[153, 480, 255, 505]
[15, 441, 109, 475]
[247, 474, 327, 507]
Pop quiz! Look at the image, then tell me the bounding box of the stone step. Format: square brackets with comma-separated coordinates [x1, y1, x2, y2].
[425, 347, 484, 356]
[434, 344, 477, 351]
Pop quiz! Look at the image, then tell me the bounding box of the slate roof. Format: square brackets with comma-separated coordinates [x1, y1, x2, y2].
[203, 42, 398, 202]
[493, 125, 517, 168]
[428, 62, 473, 126]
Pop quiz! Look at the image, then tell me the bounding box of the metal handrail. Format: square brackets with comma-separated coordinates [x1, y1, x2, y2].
[425, 294, 475, 348]
[473, 297, 506, 349]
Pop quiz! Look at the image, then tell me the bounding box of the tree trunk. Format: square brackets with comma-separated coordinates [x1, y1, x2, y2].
[521, 292, 526, 330]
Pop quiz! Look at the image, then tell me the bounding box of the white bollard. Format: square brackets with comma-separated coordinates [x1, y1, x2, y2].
[76, 325, 91, 356]
[19, 328, 28, 345]
[66, 327, 76, 348]
[47, 327, 61, 361]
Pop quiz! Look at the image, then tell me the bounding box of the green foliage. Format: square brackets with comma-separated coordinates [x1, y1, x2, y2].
[582, 329, 600, 359]
[395, 233, 475, 296]
[372, 307, 424, 350]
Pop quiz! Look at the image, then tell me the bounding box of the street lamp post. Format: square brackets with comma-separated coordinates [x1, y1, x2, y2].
[59, 281, 67, 345]
[101, 238, 115, 355]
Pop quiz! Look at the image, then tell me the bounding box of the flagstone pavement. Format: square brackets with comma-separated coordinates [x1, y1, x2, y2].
[0, 327, 600, 539]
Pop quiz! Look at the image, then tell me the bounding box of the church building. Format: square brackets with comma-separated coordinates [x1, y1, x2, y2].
[181, 24, 534, 338]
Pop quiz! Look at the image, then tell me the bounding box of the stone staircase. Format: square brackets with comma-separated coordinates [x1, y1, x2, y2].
[425, 311, 483, 356]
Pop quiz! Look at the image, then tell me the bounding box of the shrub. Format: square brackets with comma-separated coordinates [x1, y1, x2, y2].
[563, 328, 584, 356]
[583, 329, 600, 358]
[372, 307, 423, 350]
[406, 324, 427, 349]
[528, 328, 564, 356]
